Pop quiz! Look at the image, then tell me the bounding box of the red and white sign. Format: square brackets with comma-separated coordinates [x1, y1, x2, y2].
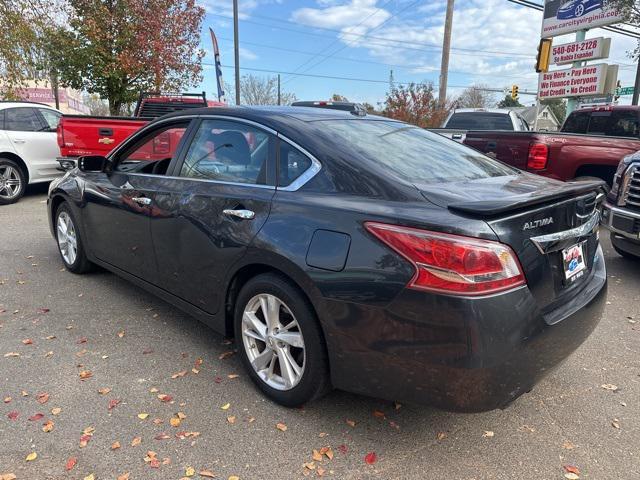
[538, 64, 608, 100]
[552, 37, 611, 65]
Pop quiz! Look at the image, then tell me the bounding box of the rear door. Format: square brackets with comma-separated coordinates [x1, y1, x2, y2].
[149, 117, 276, 314]
[4, 107, 60, 182]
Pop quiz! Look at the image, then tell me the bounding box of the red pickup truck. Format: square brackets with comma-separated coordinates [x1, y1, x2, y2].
[463, 106, 640, 186]
[57, 92, 224, 169]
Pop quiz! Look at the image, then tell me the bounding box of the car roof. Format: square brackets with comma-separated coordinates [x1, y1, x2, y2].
[0, 101, 60, 111]
[450, 108, 513, 115]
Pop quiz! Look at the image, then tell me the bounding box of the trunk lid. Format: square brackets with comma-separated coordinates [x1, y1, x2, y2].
[417, 173, 603, 312]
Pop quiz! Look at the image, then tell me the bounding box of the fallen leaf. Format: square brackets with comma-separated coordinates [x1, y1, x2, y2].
[170, 417, 181, 427]
[227, 374, 240, 379]
[562, 440, 575, 450]
[83, 426, 95, 435]
[111, 441, 121, 450]
[172, 370, 188, 379]
[483, 430, 495, 438]
[37, 308, 50, 314]
[601, 384, 618, 391]
[21, 338, 33, 345]
[3, 352, 20, 357]
[79, 370, 93, 380]
[108, 399, 121, 411]
[228, 477, 240, 480]
[312, 450, 323, 461]
[612, 419, 620, 429]
[29, 413, 44, 421]
[0, 473, 15, 480]
[65, 457, 77, 471]
[3, 397, 11, 403]
[36, 392, 50, 404]
[79, 434, 92, 448]
[149, 387, 159, 393]
[7, 411, 18, 420]
[317, 466, 326, 477]
[563, 465, 580, 475]
[117, 330, 125, 338]
[177, 412, 187, 419]
[25, 452, 37, 461]
[42, 420, 54, 432]
[565, 474, 580, 480]
[227, 415, 236, 424]
[76, 337, 87, 344]
[84, 474, 95, 480]
[364, 452, 377, 465]
[324, 447, 334, 460]
[219, 351, 235, 360]
[185, 466, 195, 477]
[138, 413, 149, 420]
[199, 470, 216, 478]
[337, 444, 348, 454]
[373, 410, 385, 419]
[158, 394, 173, 402]
[154, 433, 170, 440]
[276, 422, 287, 432]
[98, 387, 111, 395]
[221, 403, 231, 410]
[345, 419, 356, 428]
[436, 432, 447, 440]
[131, 436, 142, 446]
[117, 474, 130, 480]
[45, 335, 56, 340]
[393, 401, 402, 410]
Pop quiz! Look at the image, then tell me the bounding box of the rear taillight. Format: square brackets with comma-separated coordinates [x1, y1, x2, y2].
[365, 222, 526, 296]
[57, 124, 64, 148]
[527, 143, 548, 170]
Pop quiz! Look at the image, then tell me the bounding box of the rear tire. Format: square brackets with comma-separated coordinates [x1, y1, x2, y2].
[234, 273, 331, 407]
[55, 202, 94, 273]
[0, 158, 26, 205]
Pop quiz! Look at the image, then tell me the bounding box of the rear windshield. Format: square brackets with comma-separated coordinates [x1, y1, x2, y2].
[319, 120, 517, 184]
[445, 112, 514, 130]
[563, 110, 640, 138]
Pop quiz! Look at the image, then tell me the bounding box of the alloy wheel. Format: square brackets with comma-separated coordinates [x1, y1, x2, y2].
[241, 293, 306, 391]
[57, 211, 78, 265]
[0, 165, 22, 200]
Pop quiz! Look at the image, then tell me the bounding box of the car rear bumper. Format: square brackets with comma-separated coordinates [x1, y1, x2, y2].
[323, 246, 607, 412]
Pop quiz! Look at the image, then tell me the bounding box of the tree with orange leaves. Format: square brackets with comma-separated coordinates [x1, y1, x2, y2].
[382, 82, 451, 128]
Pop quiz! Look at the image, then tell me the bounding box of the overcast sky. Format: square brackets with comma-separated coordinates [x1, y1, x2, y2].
[197, 0, 639, 107]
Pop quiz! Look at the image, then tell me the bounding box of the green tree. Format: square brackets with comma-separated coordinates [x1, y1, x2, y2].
[497, 95, 523, 108]
[608, 1, 638, 57]
[53, 0, 205, 115]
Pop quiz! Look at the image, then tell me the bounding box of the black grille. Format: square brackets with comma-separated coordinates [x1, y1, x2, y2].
[622, 166, 640, 212]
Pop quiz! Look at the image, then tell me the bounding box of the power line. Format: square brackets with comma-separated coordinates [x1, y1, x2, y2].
[208, 13, 532, 59]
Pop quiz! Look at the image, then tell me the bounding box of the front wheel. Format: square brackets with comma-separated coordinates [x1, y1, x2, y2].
[234, 273, 331, 407]
[55, 203, 94, 273]
[0, 158, 26, 205]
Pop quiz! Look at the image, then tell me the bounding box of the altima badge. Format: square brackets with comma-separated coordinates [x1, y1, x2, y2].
[523, 217, 554, 230]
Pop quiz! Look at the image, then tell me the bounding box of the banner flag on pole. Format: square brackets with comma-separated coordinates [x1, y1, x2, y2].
[210, 28, 226, 103]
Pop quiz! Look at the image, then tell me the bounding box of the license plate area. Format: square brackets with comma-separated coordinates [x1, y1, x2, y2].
[562, 242, 587, 284]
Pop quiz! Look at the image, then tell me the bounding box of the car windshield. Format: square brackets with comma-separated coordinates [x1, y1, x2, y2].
[445, 112, 515, 130]
[318, 120, 518, 184]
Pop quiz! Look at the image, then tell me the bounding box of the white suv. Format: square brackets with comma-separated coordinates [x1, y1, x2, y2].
[0, 102, 62, 205]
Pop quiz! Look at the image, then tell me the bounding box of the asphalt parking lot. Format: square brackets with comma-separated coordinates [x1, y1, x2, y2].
[1, 189, 639, 480]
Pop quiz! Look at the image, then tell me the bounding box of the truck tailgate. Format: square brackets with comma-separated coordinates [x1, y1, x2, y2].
[58, 116, 150, 157]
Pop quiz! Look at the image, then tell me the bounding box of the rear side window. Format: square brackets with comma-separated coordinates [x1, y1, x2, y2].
[445, 112, 514, 130]
[4, 107, 43, 132]
[562, 112, 589, 133]
[278, 141, 312, 187]
[319, 120, 517, 184]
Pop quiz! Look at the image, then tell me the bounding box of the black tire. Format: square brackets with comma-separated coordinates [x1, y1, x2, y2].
[234, 273, 331, 407]
[54, 202, 94, 273]
[0, 158, 26, 205]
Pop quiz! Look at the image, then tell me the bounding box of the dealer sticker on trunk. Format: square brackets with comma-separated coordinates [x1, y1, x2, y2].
[562, 243, 587, 282]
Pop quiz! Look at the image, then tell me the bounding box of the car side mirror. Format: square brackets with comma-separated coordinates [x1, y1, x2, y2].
[78, 155, 108, 173]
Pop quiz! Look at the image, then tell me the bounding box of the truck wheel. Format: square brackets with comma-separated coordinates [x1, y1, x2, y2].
[574, 176, 610, 195]
[0, 158, 26, 205]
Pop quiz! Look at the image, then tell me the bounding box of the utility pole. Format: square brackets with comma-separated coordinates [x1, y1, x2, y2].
[633, 58, 640, 106]
[438, 0, 455, 107]
[277, 74, 281, 106]
[233, 0, 240, 105]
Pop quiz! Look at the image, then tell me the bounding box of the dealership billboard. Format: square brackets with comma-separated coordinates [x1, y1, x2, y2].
[551, 37, 611, 65]
[538, 63, 619, 99]
[541, 0, 626, 38]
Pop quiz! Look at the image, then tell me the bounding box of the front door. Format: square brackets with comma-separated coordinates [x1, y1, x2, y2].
[149, 118, 276, 314]
[82, 120, 191, 282]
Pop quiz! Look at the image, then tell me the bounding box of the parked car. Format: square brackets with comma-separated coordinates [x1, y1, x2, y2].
[0, 101, 62, 204]
[463, 106, 640, 186]
[557, 0, 602, 19]
[601, 152, 640, 259]
[430, 108, 530, 143]
[56, 92, 220, 170]
[47, 106, 607, 412]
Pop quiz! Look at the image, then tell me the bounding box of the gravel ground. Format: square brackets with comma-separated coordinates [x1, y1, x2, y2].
[1, 189, 639, 480]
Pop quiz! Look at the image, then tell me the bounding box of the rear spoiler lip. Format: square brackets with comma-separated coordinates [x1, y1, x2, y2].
[447, 180, 605, 217]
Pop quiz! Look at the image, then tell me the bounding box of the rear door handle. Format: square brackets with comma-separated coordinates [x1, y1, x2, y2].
[132, 197, 152, 206]
[223, 209, 255, 220]
[13, 139, 25, 144]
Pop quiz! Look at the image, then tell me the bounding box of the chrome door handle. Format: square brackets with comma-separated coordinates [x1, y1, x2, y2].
[223, 209, 255, 220]
[13, 139, 25, 144]
[132, 197, 152, 206]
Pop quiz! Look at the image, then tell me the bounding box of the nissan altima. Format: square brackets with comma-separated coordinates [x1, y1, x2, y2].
[47, 106, 607, 412]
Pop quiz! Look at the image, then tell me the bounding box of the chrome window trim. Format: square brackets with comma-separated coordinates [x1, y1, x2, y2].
[109, 113, 322, 192]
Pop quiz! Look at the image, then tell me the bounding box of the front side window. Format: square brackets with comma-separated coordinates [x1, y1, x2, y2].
[115, 122, 189, 175]
[180, 119, 271, 185]
[38, 109, 62, 131]
[4, 108, 43, 132]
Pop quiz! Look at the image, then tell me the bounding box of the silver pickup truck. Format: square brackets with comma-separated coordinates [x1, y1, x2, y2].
[430, 108, 530, 142]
